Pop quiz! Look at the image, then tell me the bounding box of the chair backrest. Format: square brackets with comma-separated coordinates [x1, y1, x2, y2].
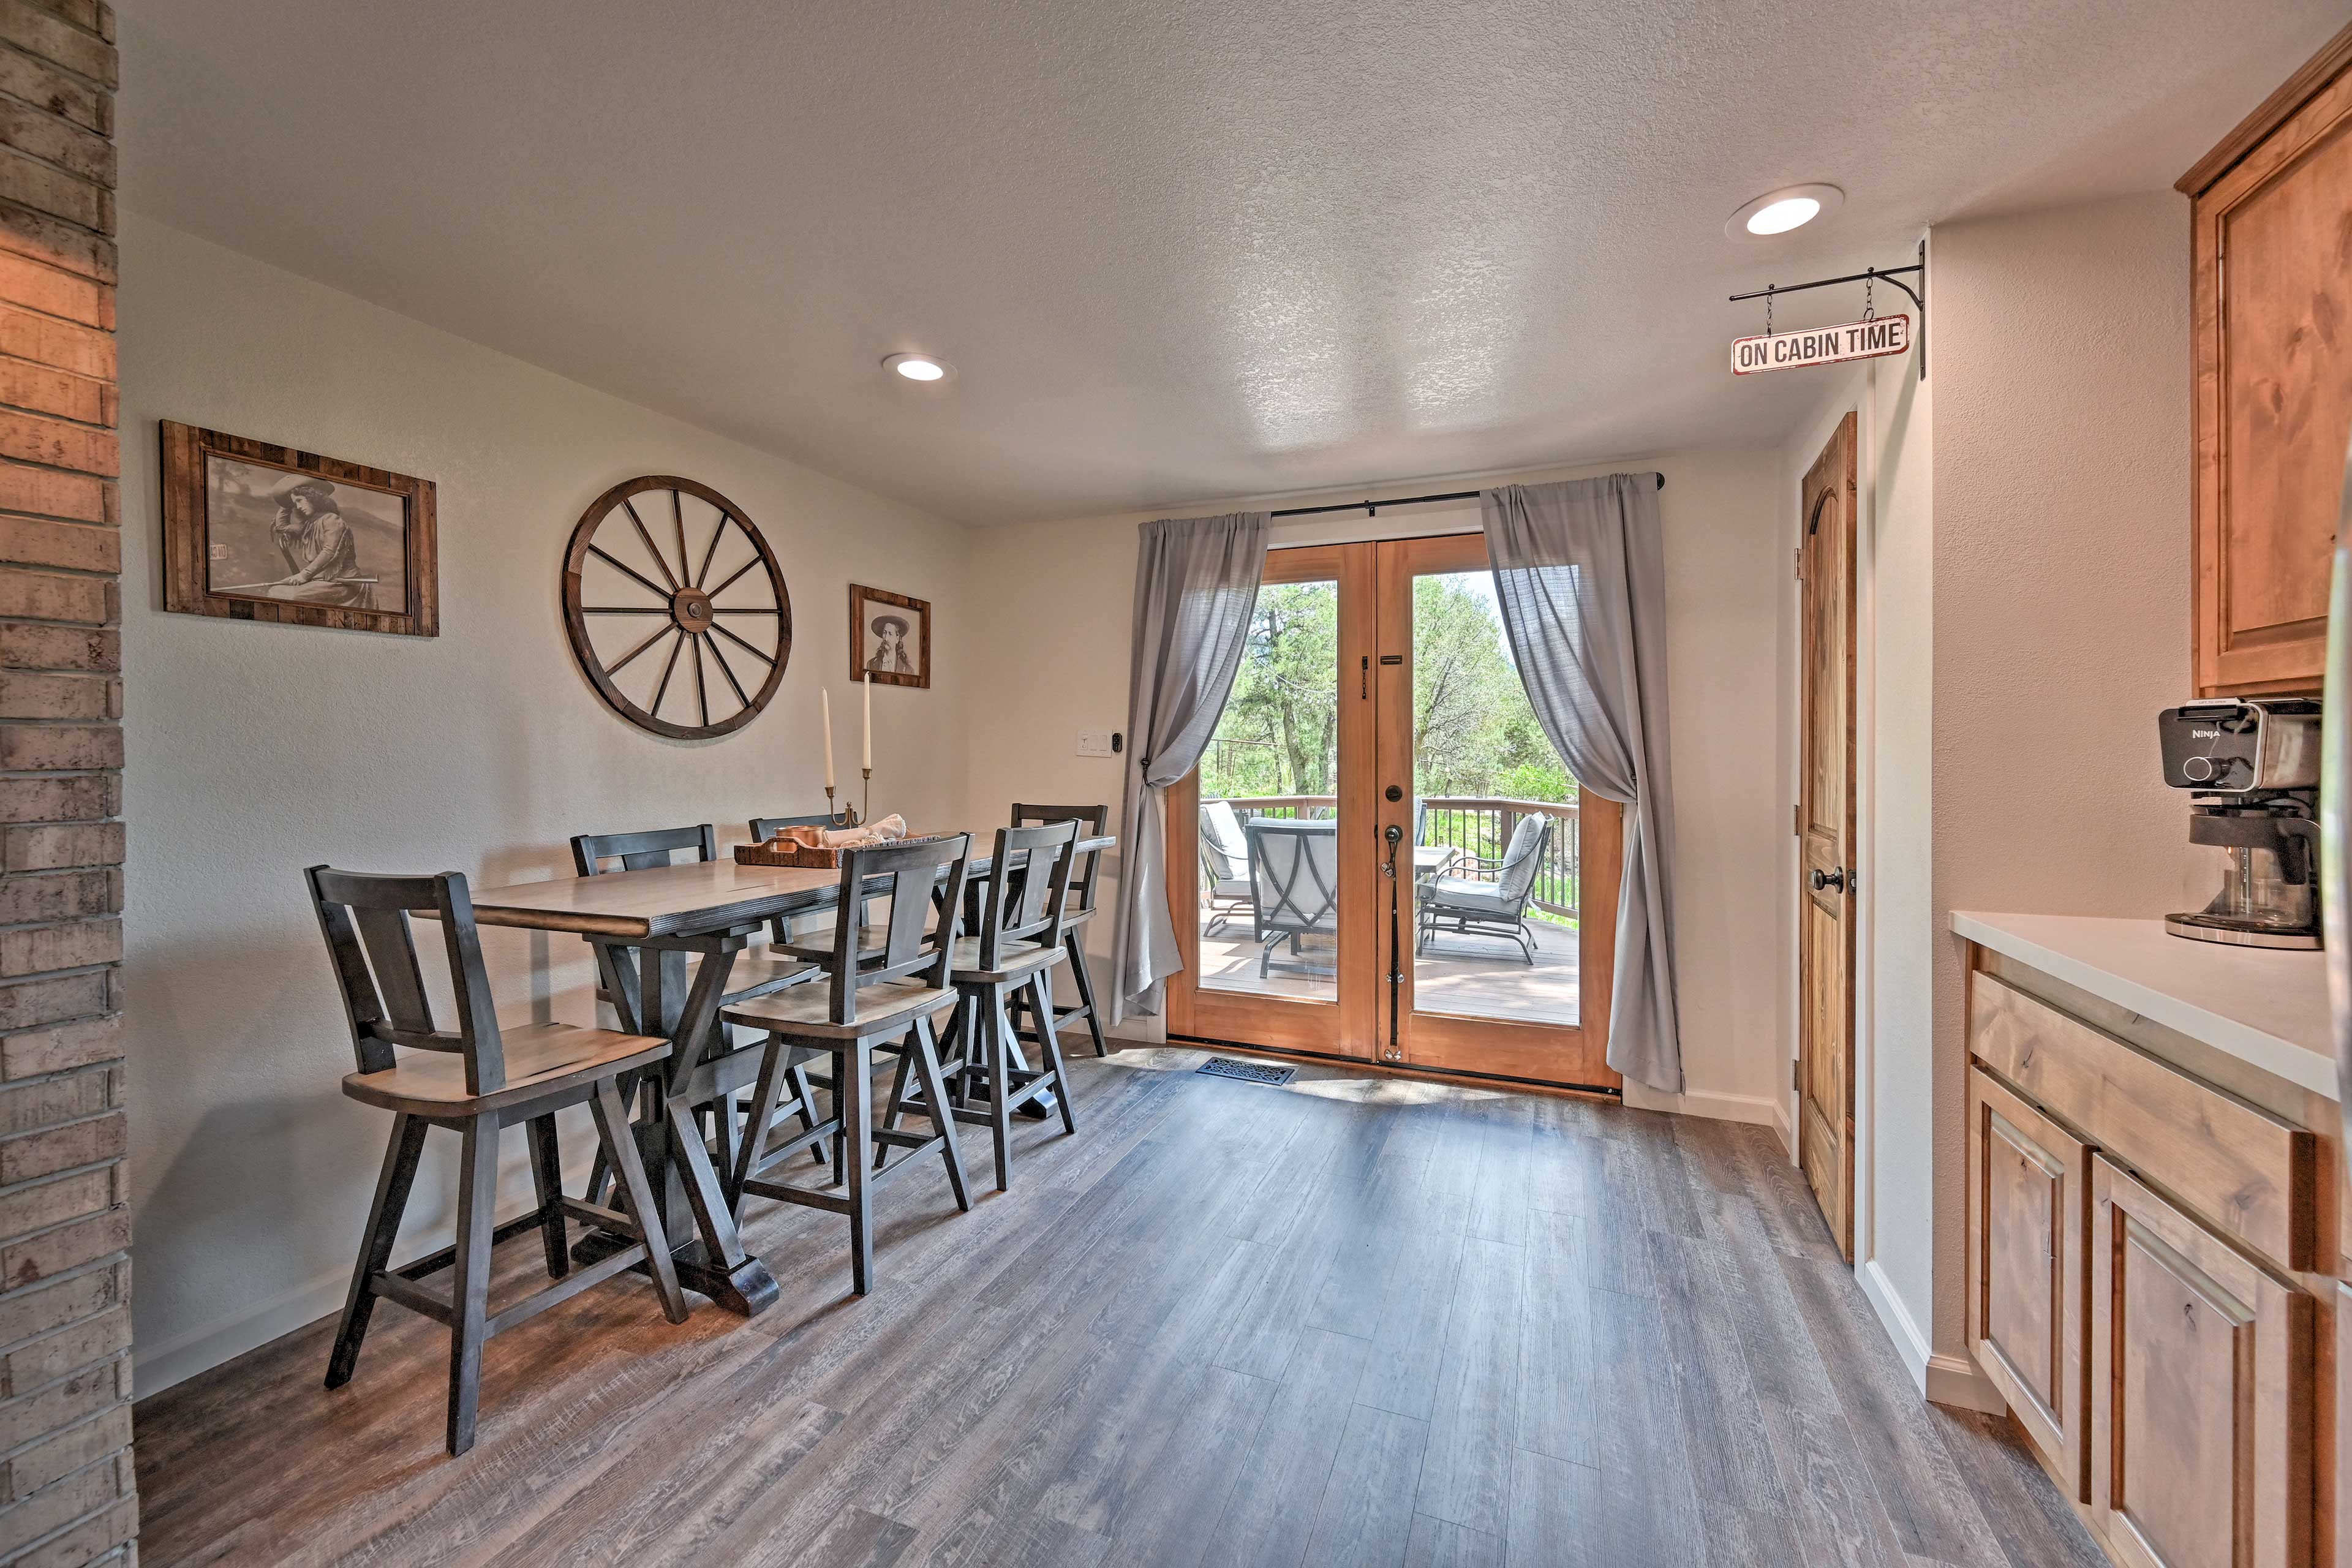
[1012, 802, 1107, 913]
[304, 865, 508, 1095]
[819, 834, 971, 1025]
[1246, 821, 1341, 937]
[571, 823, 716, 876]
[1496, 815, 1553, 905]
[749, 811, 851, 842]
[1413, 800, 1430, 846]
[1200, 799, 1248, 880]
[976, 821, 1080, 970]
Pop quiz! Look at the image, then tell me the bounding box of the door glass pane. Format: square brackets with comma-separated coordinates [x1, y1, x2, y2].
[1195, 576, 1341, 1002]
[1410, 570, 1579, 1025]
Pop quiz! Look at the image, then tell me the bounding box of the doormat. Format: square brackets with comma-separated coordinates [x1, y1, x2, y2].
[1196, 1056, 1296, 1087]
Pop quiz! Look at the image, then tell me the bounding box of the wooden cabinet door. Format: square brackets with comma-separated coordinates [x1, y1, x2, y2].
[1967, 1066, 2092, 1499]
[2091, 1154, 2316, 1568]
[2190, 48, 2352, 696]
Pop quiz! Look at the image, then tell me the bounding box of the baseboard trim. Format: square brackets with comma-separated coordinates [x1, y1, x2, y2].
[1855, 1257, 2006, 1415]
[1620, 1082, 1783, 1128]
[1770, 1094, 1795, 1158]
[1926, 1352, 2008, 1415]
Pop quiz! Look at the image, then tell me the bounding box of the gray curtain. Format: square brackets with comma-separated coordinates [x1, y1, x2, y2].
[1482, 475, 1682, 1091]
[1112, 511, 1271, 1021]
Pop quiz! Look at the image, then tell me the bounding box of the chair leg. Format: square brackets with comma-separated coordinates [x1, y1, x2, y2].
[876, 1044, 916, 1171]
[1031, 971, 1077, 1137]
[325, 1112, 427, 1390]
[787, 1057, 827, 1166]
[447, 1115, 500, 1457]
[729, 1039, 790, 1208]
[1066, 931, 1109, 1057]
[592, 1079, 689, 1324]
[908, 1011, 971, 1213]
[526, 1115, 568, 1280]
[843, 1039, 875, 1295]
[984, 988, 1015, 1193]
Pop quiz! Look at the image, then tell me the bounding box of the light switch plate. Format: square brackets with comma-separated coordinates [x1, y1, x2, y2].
[1076, 729, 1115, 758]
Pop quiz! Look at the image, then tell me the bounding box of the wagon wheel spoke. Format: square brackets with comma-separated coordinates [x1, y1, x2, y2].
[650, 628, 688, 715]
[703, 631, 753, 708]
[709, 620, 777, 665]
[586, 545, 672, 602]
[706, 554, 761, 600]
[710, 606, 782, 615]
[671, 490, 691, 589]
[622, 498, 681, 592]
[581, 606, 668, 615]
[605, 622, 677, 676]
[692, 636, 710, 728]
[693, 510, 730, 589]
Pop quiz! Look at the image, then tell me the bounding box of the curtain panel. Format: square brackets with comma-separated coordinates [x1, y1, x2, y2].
[1482, 475, 1683, 1091]
[1110, 511, 1271, 1022]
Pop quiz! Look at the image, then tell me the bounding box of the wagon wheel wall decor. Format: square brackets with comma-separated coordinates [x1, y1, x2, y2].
[562, 476, 791, 739]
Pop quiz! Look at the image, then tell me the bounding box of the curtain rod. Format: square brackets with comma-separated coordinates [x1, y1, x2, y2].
[1268, 473, 1665, 519]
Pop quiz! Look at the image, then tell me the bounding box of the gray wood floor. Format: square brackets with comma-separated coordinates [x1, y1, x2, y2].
[132, 1048, 2104, 1568]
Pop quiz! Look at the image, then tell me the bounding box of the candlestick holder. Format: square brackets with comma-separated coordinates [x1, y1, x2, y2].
[861, 766, 873, 827]
[823, 784, 859, 829]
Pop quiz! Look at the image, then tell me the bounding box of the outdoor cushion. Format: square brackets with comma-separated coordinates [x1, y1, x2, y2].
[1423, 878, 1520, 918]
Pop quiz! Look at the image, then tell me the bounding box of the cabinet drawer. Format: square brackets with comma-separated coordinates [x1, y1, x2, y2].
[2091, 1156, 2315, 1568]
[1968, 1066, 2091, 1499]
[1971, 971, 2319, 1270]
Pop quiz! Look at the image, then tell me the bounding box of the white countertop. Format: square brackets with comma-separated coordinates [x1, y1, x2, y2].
[1950, 911, 2338, 1101]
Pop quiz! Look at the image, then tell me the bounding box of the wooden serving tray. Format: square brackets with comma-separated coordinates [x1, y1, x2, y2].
[733, 832, 945, 870]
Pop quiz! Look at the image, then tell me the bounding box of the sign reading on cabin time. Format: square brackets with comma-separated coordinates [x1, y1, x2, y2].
[1730, 313, 1912, 375]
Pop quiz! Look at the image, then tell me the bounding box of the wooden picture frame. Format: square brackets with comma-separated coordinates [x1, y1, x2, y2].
[159, 420, 439, 637]
[848, 583, 929, 689]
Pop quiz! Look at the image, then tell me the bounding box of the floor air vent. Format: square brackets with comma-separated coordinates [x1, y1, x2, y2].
[1196, 1056, 1296, 1086]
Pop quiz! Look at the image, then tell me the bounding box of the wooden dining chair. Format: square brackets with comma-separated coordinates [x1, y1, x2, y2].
[304, 865, 688, 1458]
[748, 812, 872, 956]
[718, 834, 974, 1295]
[887, 821, 1080, 1192]
[1009, 802, 1110, 1057]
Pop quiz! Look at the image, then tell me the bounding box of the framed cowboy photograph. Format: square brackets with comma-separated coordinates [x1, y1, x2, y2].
[848, 582, 929, 689]
[159, 421, 439, 638]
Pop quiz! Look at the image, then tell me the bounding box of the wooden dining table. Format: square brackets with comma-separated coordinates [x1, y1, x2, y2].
[462, 825, 1116, 1317]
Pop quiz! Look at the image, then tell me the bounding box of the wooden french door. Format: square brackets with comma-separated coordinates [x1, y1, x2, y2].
[1797, 414, 1858, 1259]
[1167, 533, 1621, 1092]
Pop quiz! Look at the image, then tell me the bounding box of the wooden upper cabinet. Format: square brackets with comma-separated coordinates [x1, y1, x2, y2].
[2184, 23, 2352, 696]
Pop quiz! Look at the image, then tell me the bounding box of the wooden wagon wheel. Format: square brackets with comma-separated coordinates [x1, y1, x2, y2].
[562, 476, 791, 739]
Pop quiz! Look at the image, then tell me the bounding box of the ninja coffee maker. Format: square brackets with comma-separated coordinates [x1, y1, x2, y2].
[2158, 698, 2323, 949]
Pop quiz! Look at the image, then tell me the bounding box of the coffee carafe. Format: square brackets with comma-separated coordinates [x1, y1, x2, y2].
[2158, 698, 2322, 949]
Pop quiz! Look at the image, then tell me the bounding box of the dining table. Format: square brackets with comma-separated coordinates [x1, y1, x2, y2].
[461, 824, 1116, 1317]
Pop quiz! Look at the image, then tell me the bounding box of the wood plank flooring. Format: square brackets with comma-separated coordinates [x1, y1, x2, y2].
[132, 1048, 2105, 1568]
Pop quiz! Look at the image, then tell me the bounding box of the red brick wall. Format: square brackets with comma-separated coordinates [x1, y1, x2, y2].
[0, 1, 126, 1562]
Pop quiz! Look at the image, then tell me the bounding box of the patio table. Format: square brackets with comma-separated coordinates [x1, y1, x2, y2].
[461, 825, 1114, 1316]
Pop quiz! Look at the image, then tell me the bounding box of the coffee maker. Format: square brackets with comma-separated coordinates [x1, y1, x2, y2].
[2158, 698, 2323, 948]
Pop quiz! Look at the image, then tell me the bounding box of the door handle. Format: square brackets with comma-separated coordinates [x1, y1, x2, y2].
[1809, 867, 1847, 892]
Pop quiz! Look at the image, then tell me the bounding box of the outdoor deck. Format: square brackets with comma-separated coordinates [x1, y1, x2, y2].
[1197, 918, 1581, 1024]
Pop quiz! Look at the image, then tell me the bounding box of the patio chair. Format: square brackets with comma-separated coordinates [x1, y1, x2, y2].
[1246, 819, 1341, 977]
[1417, 814, 1554, 965]
[1199, 798, 1255, 937]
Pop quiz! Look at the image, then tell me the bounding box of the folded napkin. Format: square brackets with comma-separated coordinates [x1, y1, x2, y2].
[767, 813, 910, 851]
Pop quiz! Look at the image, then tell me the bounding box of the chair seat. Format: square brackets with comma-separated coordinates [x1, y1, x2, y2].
[948, 935, 1065, 983]
[342, 1023, 671, 1115]
[723, 952, 821, 1000]
[1423, 878, 1520, 918]
[722, 978, 956, 1040]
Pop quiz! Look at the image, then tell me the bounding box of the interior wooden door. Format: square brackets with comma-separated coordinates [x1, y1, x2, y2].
[1798, 413, 1858, 1259]
[1374, 533, 1619, 1091]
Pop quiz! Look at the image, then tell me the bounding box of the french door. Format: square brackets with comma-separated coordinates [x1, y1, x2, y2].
[1167, 533, 1621, 1092]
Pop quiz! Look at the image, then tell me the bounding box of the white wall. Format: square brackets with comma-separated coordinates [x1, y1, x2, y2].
[963, 448, 1789, 1122]
[121, 214, 976, 1393]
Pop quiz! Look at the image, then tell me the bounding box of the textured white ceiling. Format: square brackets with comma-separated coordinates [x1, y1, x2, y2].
[118, 1, 2343, 525]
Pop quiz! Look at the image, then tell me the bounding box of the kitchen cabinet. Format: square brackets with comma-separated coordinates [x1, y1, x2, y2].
[2182, 23, 2352, 696]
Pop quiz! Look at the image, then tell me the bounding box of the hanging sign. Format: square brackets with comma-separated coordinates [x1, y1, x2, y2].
[1731, 313, 1911, 375]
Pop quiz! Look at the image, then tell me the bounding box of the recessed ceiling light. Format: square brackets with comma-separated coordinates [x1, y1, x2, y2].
[1726, 184, 1844, 240]
[883, 352, 954, 383]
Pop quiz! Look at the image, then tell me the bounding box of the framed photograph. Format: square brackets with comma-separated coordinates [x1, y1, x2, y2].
[159, 421, 438, 637]
[848, 583, 930, 689]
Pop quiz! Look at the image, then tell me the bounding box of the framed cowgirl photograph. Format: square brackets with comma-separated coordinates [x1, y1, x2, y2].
[159, 421, 439, 638]
[848, 582, 929, 689]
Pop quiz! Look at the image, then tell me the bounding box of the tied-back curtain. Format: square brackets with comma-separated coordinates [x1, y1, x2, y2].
[1482, 475, 1683, 1092]
[1112, 511, 1271, 1022]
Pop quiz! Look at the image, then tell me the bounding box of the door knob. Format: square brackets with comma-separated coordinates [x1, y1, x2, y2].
[1810, 867, 1847, 892]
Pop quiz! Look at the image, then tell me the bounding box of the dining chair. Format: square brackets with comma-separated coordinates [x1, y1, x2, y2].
[885, 821, 1080, 1192]
[718, 834, 974, 1295]
[1009, 802, 1109, 1056]
[748, 812, 869, 953]
[304, 865, 688, 1457]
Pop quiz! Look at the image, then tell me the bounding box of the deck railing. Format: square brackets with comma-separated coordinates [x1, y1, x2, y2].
[1215, 794, 1581, 921]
